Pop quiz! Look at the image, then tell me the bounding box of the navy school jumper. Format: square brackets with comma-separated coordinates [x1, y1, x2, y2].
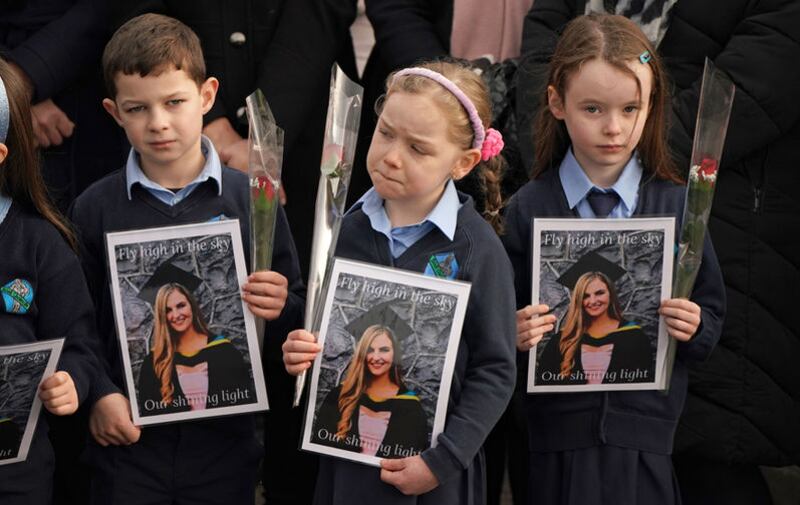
[0, 203, 101, 504]
[312, 193, 517, 505]
[502, 169, 726, 499]
[69, 166, 305, 504]
[503, 168, 726, 452]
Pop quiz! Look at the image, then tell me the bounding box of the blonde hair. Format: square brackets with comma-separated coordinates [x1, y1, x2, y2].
[151, 283, 211, 404]
[558, 272, 623, 377]
[384, 61, 506, 232]
[336, 325, 402, 440]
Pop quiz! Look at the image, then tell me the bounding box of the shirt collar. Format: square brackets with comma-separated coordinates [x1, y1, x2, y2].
[126, 135, 222, 200]
[559, 148, 642, 211]
[357, 179, 460, 240]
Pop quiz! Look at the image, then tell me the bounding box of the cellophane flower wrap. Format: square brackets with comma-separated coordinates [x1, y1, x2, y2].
[293, 65, 363, 406]
[246, 89, 284, 274]
[662, 59, 734, 388]
[673, 60, 735, 299]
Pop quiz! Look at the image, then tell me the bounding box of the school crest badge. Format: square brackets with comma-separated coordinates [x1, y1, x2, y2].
[424, 252, 459, 280]
[1, 279, 34, 314]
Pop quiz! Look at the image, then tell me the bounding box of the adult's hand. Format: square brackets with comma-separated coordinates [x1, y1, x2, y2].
[203, 116, 242, 152]
[32, 99, 75, 147]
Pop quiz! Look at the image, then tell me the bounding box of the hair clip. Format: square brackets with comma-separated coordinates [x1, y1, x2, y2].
[639, 51, 652, 64]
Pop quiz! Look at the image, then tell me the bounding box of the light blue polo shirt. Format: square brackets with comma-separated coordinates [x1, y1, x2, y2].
[559, 148, 642, 219]
[355, 180, 461, 258]
[126, 135, 223, 205]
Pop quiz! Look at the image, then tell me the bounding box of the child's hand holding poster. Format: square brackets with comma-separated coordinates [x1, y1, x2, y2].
[105, 220, 268, 425]
[528, 218, 675, 392]
[0, 340, 62, 465]
[302, 259, 470, 467]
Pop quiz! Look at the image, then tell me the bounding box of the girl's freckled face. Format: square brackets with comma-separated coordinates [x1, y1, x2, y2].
[366, 91, 467, 212]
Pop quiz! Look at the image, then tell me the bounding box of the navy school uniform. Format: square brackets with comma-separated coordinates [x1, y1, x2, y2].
[0, 197, 101, 505]
[313, 182, 517, 505]
[501, 157, 726, 505]
[68, 138, 305, 505]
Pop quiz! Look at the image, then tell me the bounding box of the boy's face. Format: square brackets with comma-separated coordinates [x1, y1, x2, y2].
[103, 66, 217, 176]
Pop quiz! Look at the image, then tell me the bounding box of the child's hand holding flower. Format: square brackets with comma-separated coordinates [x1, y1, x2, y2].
[659, 298, 702, 342]
[516, 304, 556, 351]
[282, 329, 321, 375]
[243, 271, 288, 321]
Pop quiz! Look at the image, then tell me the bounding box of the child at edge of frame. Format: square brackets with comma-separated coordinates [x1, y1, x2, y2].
[67, 14, 305, 505]
[0, 57, 104, 505]
[283, 59, 517, 504]
[502, 13, 726, 505]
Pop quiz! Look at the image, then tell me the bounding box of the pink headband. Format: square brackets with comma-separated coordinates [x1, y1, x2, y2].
[392, 67, 504, 161]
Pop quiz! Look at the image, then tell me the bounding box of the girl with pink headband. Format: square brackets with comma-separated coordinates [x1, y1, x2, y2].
[283, 60, 517, 504]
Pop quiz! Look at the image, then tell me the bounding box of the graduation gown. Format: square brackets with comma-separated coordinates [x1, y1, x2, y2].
[136, 336, 255, 416]
[537, 321, 655, 386]
[313, 385, 428, 458]
[0, 418, 22, 461]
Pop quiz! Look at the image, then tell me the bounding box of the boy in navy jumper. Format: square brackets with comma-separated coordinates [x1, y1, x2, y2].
[69, 14, 304, 504]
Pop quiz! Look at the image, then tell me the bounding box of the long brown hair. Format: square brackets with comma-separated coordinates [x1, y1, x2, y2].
[532, 14, 681, 184]
[151, 283, 211, 404]
[0, 59, 75, 248]
[336, 325, 403, 440]
[384, 61, 506, 233]
[559, 272, 623, 377]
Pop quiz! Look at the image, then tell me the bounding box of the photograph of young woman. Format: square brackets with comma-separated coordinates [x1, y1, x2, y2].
[537, 254, 655, 386]
[312, 323, 428, 459]
[135, 264, 254, 415]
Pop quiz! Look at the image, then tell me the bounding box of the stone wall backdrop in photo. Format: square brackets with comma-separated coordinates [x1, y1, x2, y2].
[0, 350, 51, 452]
[114, 234, 253, 394]
[536, 229, 666, 361]
[315, 273, 459, 442]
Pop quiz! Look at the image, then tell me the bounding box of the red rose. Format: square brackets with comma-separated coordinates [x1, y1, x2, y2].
[253, 175, 275, 200]
[699, 158, 718, 177]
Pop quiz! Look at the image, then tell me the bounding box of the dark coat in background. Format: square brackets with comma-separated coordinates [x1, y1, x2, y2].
[0, 0, 127, 211]
[517, 0, 800, 470]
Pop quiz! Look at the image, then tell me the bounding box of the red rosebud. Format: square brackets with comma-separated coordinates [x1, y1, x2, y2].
[699, 158, 717, 177]
[256, 175, 275, 199]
